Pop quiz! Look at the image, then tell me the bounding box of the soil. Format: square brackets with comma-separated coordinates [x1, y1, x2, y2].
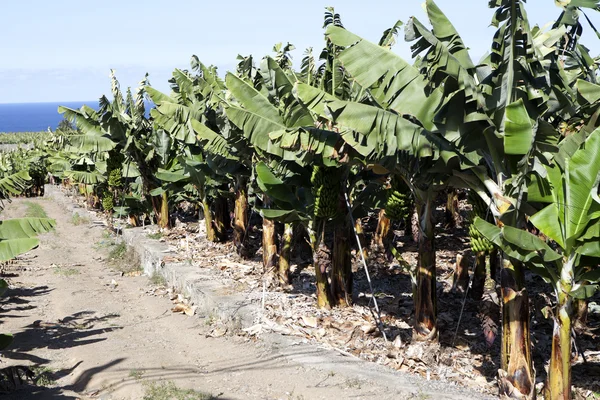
[0, 198, 401, 399]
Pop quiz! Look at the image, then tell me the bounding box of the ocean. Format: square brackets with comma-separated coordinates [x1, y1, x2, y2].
[0, 101, 97, 133]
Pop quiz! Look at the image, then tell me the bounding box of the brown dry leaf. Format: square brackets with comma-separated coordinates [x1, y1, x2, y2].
[207, 326, 227, 338]
[301, 315, 318, 328]
[391, 335, 403, 348]
[360, 324, 376, 334]
[171, 303, 195, 316]
[125, 270, 142, 277]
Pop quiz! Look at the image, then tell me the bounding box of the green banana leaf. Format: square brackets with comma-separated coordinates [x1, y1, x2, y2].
[0, 218, 56, 240]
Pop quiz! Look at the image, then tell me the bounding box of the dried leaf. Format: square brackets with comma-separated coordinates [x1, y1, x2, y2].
[301, 316, 318, 328]
[207, 326, 227, 338]
[171, 303, 195, 316]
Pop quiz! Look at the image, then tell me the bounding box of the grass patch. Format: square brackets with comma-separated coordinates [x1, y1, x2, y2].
[71, 213, 90, 226]
[149, 273, 167, 286]
[147, 232, 163, 240]
[143, 381, 218, 400]
[53, 265, 79, 276]
[109, 242, 127, 260]
[23, 201, 48, 218]
[129, 369, 145, 380]
[31, 366, 56, 387]
[108, 242, 141, 275]
[94, 231, 117, 249]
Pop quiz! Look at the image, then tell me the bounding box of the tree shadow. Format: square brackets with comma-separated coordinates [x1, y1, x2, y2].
[2, 311, 122, 364]
[6, 285, 54, 299]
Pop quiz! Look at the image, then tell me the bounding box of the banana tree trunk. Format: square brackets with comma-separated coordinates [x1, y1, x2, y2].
[277, 222, 293, 286]
[490, 248, 500, 282]
[445, 189, 460, 228]
[573, 298, 587, 333]
[202, 197, 217, 242]
[546, 257, 575, 400]
[410, 206, 420, 243]
[151, 191, 170, 229]
[452, 253, 469, 292]
[354, 218, 368, 261]
[373, 209, 391, 249]
[262, 218, 278, 276]
[233, 176, 249, 258]
[310, 221, 333, 309]
[471, 251, 486, 300]
[199, 186, 218, 242]
[498, 263, 535, 399]
[159, 191, 169, 228]
[546, 291, 572, 400]
[413, 191, 437, 341]
[213, 195, 229, 242]
[331, 219, 352, 307]
[262, 196, 278, 279]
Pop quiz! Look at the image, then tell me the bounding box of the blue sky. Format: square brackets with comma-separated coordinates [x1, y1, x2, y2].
[0, 0, 598, 103]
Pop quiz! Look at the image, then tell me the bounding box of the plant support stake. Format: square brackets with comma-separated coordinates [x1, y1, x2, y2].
[344, 192, 388, 343]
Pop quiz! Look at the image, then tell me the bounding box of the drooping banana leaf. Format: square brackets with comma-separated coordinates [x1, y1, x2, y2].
[0, 218, 56, 239]
[0, 170, 31, 199]
[325, 25, 443, 130]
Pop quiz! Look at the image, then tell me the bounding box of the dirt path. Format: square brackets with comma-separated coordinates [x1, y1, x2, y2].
[1, 197, 462, 400]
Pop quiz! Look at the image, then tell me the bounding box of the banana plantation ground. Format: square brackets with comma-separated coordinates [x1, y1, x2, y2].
[0, 195, 498, 400]
[1, 192, 599, 399]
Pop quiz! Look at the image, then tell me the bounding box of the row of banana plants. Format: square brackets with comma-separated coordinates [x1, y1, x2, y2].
[29, 1, 600, 398]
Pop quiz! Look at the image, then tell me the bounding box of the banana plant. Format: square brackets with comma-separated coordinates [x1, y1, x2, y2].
[224, 45, 354, 305]
[147, 62, 249, 246]
[402, 1, 599, 395]
[475, 126, 600, 400]
[295, 14, 462, 336]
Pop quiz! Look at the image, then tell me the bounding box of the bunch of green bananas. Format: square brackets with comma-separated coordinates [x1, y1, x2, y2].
[311, 166, 340, 219]
[467, 190, 494, 253]
[101, 191, 114, 212]
[469, 223, 494, 253]
[385, 176, 412, 222]
[107, 167, 122, 188]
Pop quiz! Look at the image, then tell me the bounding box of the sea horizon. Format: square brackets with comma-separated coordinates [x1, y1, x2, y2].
[0, 100, 97, 105]
[0, 100, 98, 133]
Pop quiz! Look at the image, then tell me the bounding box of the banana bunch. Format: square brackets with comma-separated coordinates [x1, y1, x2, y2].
[467, 190, 494, 254]
[469, 223, 494, 253]
[385, 176, 413, 222]
[311, 166, 341, 219]
[107, 167, 122, 188]
[102, 194, 114, 212]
